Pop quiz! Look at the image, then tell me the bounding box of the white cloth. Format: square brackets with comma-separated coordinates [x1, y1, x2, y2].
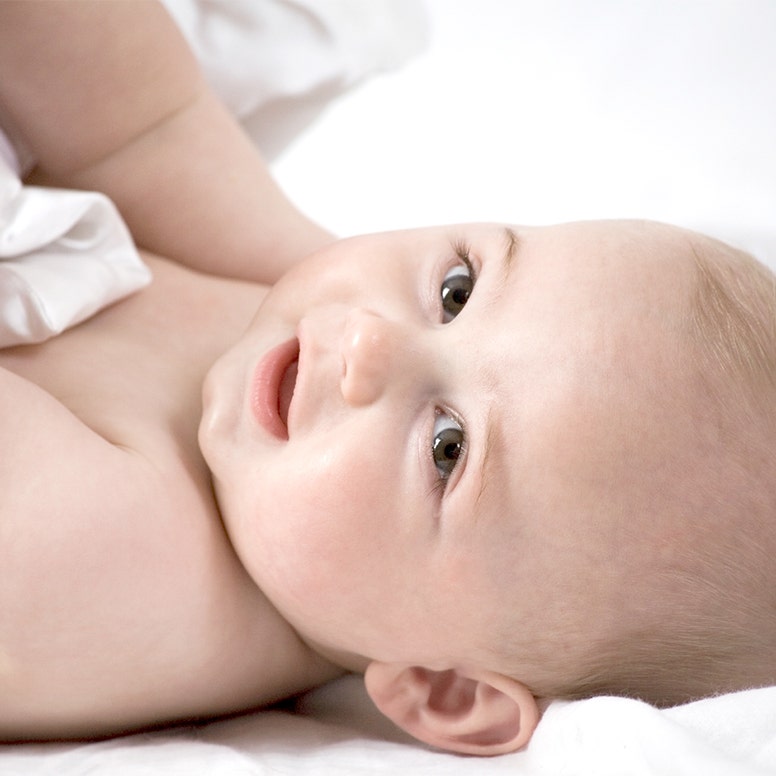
[3, 677, 776, 775]
[0, 126, 21, 177]
[0, 153, 150, 348]
[160, 0, 428, 118]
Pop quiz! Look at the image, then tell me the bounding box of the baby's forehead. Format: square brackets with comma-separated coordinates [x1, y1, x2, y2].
[513, 220, 703, 307]
[469, 224, 715, 515]
[467, 222, 776, 643]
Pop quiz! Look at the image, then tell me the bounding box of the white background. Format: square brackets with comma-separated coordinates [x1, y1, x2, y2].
[269, 0, 776, 265]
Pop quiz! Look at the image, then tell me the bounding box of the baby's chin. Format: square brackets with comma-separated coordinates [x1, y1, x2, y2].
[196, 358, 230, 467]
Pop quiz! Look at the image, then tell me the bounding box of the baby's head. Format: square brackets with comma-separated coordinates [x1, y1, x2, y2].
[199, 219, 776, 754]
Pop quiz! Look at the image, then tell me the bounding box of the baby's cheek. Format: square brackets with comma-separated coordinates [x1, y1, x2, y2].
[259, 445, 389, 600]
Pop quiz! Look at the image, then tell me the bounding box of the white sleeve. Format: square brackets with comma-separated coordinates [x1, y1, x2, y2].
[0, 155, 151, 348]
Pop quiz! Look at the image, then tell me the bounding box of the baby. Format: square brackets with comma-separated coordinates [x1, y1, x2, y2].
[199, 218, 776, 754]
[4, 218, 776, 753]
[2, 1, 775, 756]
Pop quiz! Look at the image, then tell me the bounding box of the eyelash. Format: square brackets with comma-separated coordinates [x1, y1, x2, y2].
[439, 240, 476, 323]
[452, 238, 473, 267]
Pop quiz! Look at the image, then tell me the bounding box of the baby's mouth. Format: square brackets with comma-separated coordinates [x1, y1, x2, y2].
[277, 354, 298, 433]
[251, 337, 299, 440]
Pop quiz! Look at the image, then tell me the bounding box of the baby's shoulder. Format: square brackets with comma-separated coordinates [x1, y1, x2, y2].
[0, 361, 138, 516]
[0, 361, 202, 585]
[0, 258, 254, 594]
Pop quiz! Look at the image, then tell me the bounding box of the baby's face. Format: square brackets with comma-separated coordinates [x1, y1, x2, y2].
[200, 220, 701, 673]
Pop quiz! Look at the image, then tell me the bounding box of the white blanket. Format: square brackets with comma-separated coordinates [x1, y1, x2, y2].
[4, 677, 776, 774]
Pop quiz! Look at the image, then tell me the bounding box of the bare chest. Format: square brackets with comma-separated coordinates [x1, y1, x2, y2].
[0, 260, 332, 739]
[1, 256, 254, 445]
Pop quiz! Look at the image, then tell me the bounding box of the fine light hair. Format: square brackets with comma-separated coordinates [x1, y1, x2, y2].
[688, 237, 776, 412]
[505, 232, 776, 707]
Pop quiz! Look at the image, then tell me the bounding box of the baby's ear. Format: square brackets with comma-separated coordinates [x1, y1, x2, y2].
[364, 662, 539, 756]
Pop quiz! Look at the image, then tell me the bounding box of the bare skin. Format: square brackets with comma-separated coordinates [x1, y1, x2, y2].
[0, 1, 332, 284]
[0, 2, 342, 740]
[0, 257, 342, 742]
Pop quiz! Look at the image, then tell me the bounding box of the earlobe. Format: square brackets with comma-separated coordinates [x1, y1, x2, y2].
[364, 662, 539, 756]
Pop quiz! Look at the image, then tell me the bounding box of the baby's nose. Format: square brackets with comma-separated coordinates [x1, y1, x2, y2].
[340, 308, 401, 406]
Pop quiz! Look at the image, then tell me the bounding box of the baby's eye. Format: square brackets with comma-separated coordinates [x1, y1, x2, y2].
[440, 259, 474, 322]
[432, 411, 464, 482]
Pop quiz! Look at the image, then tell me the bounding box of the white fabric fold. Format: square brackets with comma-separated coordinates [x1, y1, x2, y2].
[0, 154, 151, 348]
[160, 0, 428, 118]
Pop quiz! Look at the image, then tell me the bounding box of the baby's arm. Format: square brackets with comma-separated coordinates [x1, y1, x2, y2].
[0, 0, 332, 284]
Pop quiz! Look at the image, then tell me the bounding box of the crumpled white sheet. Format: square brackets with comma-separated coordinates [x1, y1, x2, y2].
[160, 0, 428, 118]
[0, 154, 150, 348]
[3, 676, 775, 775]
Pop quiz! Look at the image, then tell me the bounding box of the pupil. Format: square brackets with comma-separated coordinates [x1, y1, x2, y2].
[452, 288, 469, 305]
[444, 442, 461, 460]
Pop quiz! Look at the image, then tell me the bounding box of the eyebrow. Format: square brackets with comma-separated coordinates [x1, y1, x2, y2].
[502, 226, 519, 274]
[473, 227, 520, 510]
[483, 227, 519, 312]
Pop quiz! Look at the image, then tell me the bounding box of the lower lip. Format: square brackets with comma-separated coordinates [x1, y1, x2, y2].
[251, 338, 299, 440]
